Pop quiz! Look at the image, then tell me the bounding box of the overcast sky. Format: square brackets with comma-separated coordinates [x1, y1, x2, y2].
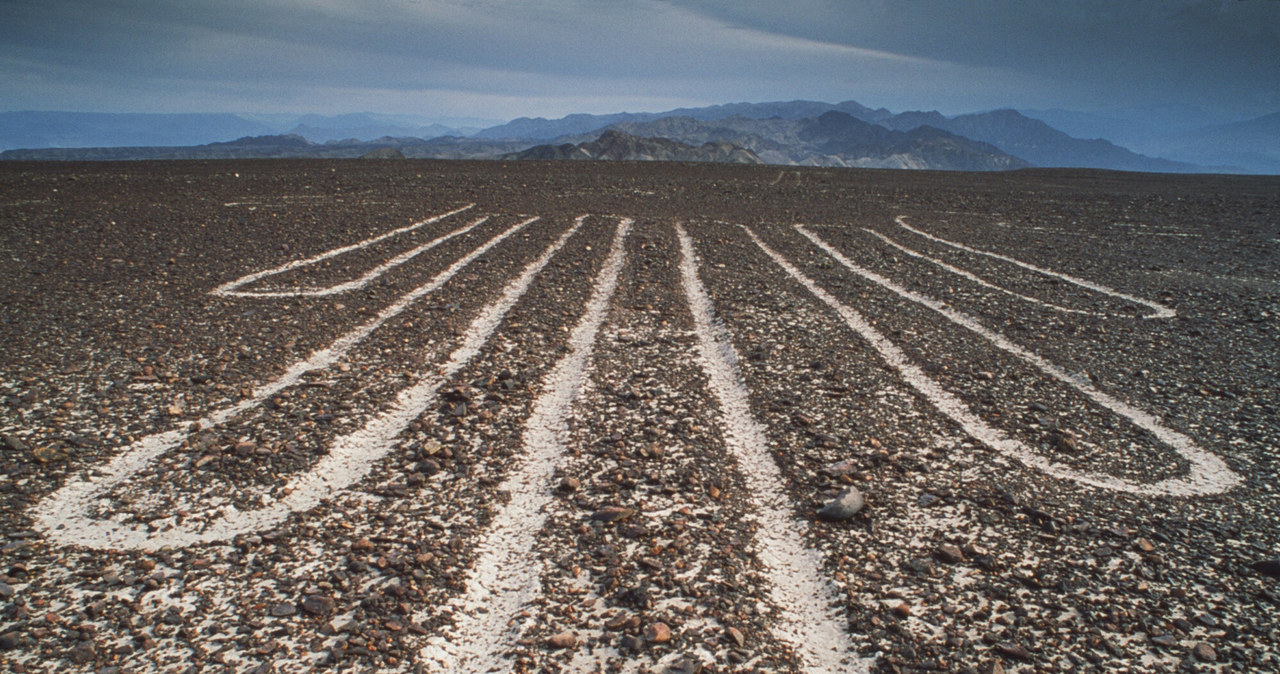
[3, 0, 1278, 122]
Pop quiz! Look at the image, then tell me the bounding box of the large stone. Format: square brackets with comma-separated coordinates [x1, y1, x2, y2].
[817, 487, 865, 521]
[547, 631, 578, 649]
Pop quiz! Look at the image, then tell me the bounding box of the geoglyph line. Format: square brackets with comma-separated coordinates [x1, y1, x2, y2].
[33, 213, 550, 550]
[420, 216, 633, 673]
[862, 228, 1104, 317]
[893, 216, 1175, 319]
[742, 224, 1237, 496]
[676, 223, 868, 674]
[211, 203, 476, 297]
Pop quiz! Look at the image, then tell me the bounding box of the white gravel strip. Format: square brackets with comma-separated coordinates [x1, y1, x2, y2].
[211, 203, 476, 297]
[420, 216, 633, 674]
[893, 216, 1176, 319]
[863, 228, 1104, 317]
[33, 214, 546, 550]
[748, 225, 1239, 496]
[676, 224, 870, 674]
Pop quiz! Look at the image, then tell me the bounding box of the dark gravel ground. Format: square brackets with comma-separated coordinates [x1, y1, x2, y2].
[0, 159, 1277, 673]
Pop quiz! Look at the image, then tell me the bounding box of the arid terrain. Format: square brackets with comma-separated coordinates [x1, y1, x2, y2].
[0, 160, 1277, 673]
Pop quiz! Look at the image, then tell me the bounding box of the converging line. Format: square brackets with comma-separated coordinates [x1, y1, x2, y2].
[420, 216, 632, 673]
[212, 203, 477, 297]
[34, 213, 550, 550]
[677, 223, 869, 674]
[740, 224, 1237, 496]
[891, 216, 1175, 319]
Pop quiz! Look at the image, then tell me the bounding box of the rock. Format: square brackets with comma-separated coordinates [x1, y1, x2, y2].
[919, 492, 942, 508]
[0, 633, 17, 650]
[726, 626, 745, 648]
[823, 459, 857, 476]
[996, 642, 1033, 662]
[1135, 538, 1156, 553]
[2, 434, 28, 452]
[32, 445, 63, 462]
[547, 631, 578, 649]
[665, 656, 703, 674]
[817, 487, 864, 521]
[558, 476, 581, 493]
[644, 622, 672, 643]
[302, 594, 335, 617]
[68, 641, 95, 664]
[1192, 642, 1217, 662]
[1250, 558, 1280, 577]
[590, 506, 635, 523]
[351, 538, 374, 552]
[892, 602, 912, 618]
[936, 544, 966, 564]
[1150, 634, 1178, 647]
[0, 583, 12, 599]
[270, 603, 297, 617]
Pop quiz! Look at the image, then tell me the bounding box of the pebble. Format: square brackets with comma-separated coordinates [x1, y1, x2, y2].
[590, 506, 635, 523]
[2, 433, 28, 452]
[558, 476, 581, 493]
[644, 622, 672, 643]
[817, 486, 864, 521]
[936, 544, 966, 564]
[666, 656, 702, 674]
[302, 594, 335, 617]
[0, 633, 17, 650]
[1250, 558, 1280, 577]
[726, 626, 745, 648]
[1192, 642, 1217, 662]
[0, 583, 12, 599]
[996, 643, 1033, 662]
[68, 641, 95, 664]
[270, 603, 298, 617]
[547, 631, 578, 649]
[1150, 634, 1178, 647]
[823, 459, 857, 476]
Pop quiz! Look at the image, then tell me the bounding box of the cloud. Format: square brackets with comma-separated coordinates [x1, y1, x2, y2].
[2, 0, 1276, 119]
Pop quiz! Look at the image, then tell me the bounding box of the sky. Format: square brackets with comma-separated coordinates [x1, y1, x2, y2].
[2, 0, 1278, 123]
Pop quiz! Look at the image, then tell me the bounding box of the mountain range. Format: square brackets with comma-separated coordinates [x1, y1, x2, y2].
[2, 101, 1276, 173]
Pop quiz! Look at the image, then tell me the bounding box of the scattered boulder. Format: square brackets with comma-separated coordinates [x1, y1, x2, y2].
[817, 487, 865, 521]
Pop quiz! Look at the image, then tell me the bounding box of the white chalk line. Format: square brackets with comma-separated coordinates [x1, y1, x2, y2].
[894, 216, 1175, 319]
[211, 203, 476, 297]
[33, 213, 549, 550]
[747, 225, 1239, 496]
[419, 217, 633, 673]
[862, 229, 1104, 317]
[676, 224, 869, 674]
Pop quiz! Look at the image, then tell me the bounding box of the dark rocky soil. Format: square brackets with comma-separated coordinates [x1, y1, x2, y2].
[0, 159, 1277, 673]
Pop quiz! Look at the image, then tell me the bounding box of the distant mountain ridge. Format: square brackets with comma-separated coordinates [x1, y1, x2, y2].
[581, 112, 1028, 171]
[4, 100, 1277, 173]
[504, 129, 763, 164]
[0, 111, 483, 151]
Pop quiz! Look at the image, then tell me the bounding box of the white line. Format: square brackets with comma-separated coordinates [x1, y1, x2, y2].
[33, 214, 550, 550]
[751, 224, 1237, 496]
[211, 204, 476, 297]
[863, 229, 1103, 317]
[420, 216, 633, 673]
[676, 224, 869, 674]
[893, 216, 1175, 319]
